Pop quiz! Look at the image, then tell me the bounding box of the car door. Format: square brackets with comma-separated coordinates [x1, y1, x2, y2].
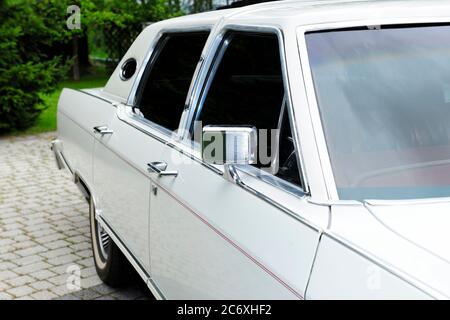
[94, 31, 211, 277]
[148, 29, 329, 299]
[92, 106, 166, 275]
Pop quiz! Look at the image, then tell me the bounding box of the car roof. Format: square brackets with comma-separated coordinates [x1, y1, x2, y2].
[163, 0, 450, 28]
[103, 0, 450, 103]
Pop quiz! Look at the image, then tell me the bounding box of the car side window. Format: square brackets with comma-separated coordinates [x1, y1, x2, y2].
[196, 31, 303, 188]
[136, 31, 210, 132]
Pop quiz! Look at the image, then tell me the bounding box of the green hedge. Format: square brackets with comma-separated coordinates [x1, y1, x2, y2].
[0, 0, 71, 134]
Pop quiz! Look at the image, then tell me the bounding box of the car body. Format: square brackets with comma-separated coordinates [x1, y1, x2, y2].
[52, 0, 450, 299]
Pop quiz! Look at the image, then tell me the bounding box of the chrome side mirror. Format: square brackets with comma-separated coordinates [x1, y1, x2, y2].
[202, 126, 258, 165]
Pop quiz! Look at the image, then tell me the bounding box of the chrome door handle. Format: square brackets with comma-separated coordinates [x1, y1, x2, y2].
[147, 162, 178, 177]
[93, 126, 114, 135]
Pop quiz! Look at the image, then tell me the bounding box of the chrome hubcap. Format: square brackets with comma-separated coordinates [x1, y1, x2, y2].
[97, 223, 111, 259]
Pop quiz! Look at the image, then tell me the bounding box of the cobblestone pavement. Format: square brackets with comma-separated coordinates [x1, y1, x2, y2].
[0, 132, 153, 300]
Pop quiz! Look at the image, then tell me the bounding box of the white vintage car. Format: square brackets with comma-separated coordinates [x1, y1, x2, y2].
[52, 0, 450, 299]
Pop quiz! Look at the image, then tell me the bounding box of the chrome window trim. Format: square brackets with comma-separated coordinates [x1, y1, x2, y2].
[296, 17, 450, 201]
[125, 26, 213, 140]
[124, 105, 176, 140]
[182, 24, 311, 198]
[116, 104, 223, 175]
[234, 164, 308, 199]
[79, 89, 117, 106]
[180, 27, 227, 135]
[127, 25, 213, 107]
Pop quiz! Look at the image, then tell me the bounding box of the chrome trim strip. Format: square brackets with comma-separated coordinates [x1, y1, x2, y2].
[306, 198, 362, 207]
[59, 151, 72, 174]
[125, 108, 178, 140]
[71, 173, 165, 299]
[147, 278, 165, 300]
[150, 178, 305, 299]
[233, 175, 320, 232]
[181, 28, 227, 133]
[235, 165, 307, 199]
[51, 140, 65, 170]
[79, 89, 117, 106]
[97, 215, 166, 300]
[117, 105, 223, 176]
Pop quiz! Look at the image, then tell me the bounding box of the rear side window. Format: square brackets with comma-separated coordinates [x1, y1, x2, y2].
[136, 32, 209, 132]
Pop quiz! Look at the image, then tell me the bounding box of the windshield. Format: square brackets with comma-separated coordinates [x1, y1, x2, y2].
[306, 25, 450, 201]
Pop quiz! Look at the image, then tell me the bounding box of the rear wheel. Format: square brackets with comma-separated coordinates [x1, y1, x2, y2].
[89, 197, 131, 287]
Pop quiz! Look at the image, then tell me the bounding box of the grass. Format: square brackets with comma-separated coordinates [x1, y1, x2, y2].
[22, 72, 110, 136]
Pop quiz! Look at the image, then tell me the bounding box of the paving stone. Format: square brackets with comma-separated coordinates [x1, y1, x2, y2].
[80, 266, 97, 278]
[29, 269, 56, 281]
[15, 245, 47, 257]
[47, 254, 79, 266]
[40, 247, 73, 259]
[0, 262, 17, 271]
[77, 257, 94, 268]
[5, 275, 34, 287]
[48, 274, 70, 286]
[15, 296, 34, 300]
[0, 270, 18, 281]
[76, 249, 92, 259]
[0, 292, 13, 300]
[72, 288, 102, 300]
[7, 285, 34, 297]
[50, 285, 72, 297]
[14, 254, 43, 266]
[44, 239, 71, 250]
[15, 261, 52, 275]
[30, 281, 54, 291]
[0, 282, 10, 291]
[91, 284, 116, 295]
[30, 290, 58, 300]
[81, 275, 103, 288]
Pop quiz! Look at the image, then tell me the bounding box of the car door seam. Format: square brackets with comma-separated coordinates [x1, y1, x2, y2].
[150, 178, 305, 299]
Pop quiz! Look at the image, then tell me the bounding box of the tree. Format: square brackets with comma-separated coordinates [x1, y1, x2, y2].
[192, 0, 213, 13]
[0, 0, 71, 133]
[82, 0, 183, 61]
[0, 0, 183, 133]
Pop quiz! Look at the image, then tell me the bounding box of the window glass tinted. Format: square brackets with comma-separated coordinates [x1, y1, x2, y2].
[137, 32, 209, 131]
[307, 25, 450, 200]
[197, 32, 302, 188]
[198, 32, 284, 131]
